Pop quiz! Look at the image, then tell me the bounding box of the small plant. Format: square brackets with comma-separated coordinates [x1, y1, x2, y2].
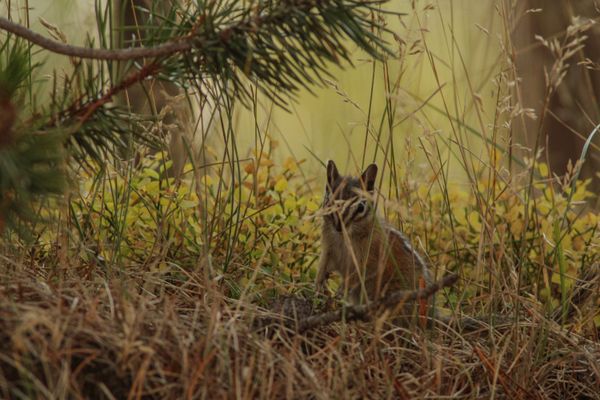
[67, 140, 322, 302]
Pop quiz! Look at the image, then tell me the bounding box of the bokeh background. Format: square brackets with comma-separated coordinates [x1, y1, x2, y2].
[3, 0, 507, 178]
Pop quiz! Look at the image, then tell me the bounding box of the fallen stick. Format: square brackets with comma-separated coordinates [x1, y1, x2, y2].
[294, 273, 459, 333]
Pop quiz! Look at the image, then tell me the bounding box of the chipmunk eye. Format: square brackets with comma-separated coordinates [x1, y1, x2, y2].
[356, 201, 366, 214]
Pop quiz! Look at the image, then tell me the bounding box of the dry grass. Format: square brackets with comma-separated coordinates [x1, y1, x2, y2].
[0, 260, 598, 399]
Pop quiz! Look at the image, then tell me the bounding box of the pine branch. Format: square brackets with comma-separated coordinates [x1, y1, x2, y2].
[0, 1, 392, 107]
[41, 61, 163, 167]
[0, 16, 191, 60]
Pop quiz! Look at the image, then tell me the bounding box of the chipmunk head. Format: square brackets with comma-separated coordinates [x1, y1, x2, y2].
[322, 160, 378, 234]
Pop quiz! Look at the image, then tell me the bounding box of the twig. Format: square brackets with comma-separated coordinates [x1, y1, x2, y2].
[0, 16, 191, 60]
[76, 62, 161, 124]
[295, 274, 458, 333]
[45, 62, 161, 128]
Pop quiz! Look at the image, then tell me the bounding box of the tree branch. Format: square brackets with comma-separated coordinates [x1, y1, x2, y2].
[295, 273, 459, 333]
[0, 16, 191, 60]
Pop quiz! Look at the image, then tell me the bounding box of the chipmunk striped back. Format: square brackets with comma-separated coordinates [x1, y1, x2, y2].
[316, 160, 431, 318]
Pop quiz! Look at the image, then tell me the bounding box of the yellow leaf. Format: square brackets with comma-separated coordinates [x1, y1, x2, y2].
[551, 271, 562, 285]
[201, 175, 213, 186]
[274, 177, 288, 192]
[143, 168, 160, 180]
[417, 185, 428, 200]
[283, 157, 298, 173]
[539, 287, 551, 301]
[284, 196, 297, 210]
[159, 196, 174, 208]
[299, 220, 313, 235]
[537, 202, 551, 215]
[272, 204, 284, 215]
[182, 162, 194, 175]
[180, 200, 197, 209]
[560, 234, 572, 252]
[543, 186, 555, 201]
[510, 219, 524, 237]
[259, 158, 274, 167]
[573, 236, 585, 251]
[145, 181, 160, 195]
[159, 160, 173, 174]
[257, 170, 268, 183]
[468, 211, 481, 231]
[244, 162, 255, 174]
[455, 210, 467, 227]
[538, 162, 549, 177]
[151, 262, 170, 274]
[540, 219, 552, 238]
[306, 200, 319, 212]
[125, 210, 140, 225]
[572, 182, 593, 202]
[431, 193, 443, 204]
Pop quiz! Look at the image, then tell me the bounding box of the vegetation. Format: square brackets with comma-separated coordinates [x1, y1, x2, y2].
[0, 0, 599, 398]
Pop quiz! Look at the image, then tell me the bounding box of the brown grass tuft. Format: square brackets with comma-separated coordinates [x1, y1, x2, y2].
[1, 264, 598, 399]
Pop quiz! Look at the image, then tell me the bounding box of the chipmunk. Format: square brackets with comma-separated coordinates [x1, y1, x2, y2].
[315, 160, 432, 320]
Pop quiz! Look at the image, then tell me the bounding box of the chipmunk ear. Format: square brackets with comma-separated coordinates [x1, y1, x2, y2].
[326, 160, 340, 191]
[360, 163, 378, 192]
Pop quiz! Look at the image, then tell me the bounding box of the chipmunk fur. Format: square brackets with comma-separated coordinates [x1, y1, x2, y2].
[315, 160, 432, 319]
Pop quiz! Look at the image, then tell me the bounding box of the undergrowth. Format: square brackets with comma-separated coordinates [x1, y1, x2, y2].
[1, 137, 598, 398]
[63, 139, 599, 323]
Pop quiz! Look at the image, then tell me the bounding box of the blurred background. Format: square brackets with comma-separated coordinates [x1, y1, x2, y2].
[0, 1, 519, 176]
[2, 0, 599, 192]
